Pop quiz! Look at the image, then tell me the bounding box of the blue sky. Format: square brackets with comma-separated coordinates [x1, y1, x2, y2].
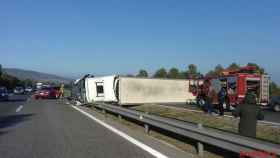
[0, 0, 279, 83]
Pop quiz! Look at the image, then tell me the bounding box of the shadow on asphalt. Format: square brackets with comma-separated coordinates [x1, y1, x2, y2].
[0, 131, 9, 136]
[0, 114, 34, 129]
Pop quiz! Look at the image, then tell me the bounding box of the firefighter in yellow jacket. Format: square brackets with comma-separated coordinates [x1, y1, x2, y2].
[59, 84, 64, 99]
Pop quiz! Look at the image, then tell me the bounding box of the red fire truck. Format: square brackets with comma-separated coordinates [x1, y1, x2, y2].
[191, 66, 270, 109]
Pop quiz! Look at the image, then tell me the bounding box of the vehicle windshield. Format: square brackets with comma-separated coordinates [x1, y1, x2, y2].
[41, 87, 51, 91]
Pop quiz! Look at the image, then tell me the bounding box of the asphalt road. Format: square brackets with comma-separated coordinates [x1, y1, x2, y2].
[1, 95, 278, 158]
[0, 96, 156, 158]
[0, 94, 28, 117]
[262, 110, 280, 123]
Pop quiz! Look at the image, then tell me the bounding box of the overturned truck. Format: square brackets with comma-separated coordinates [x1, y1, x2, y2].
[72, 75, 196, 105]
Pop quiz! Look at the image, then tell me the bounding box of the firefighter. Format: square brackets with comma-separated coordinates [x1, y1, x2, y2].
[232, 92, 264, 137]
[59, 84, 64, 99]
[218, 87, 227, 116]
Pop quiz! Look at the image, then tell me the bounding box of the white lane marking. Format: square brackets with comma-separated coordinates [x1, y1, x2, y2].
[71, 105, 169, 158]
[16, 105, 23, 113]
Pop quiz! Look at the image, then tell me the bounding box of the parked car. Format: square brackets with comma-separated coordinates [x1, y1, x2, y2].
[52, 87, 62, 99]
[34, 87, 50, 99]
[34, 87, 61, 99]
[14, 86, 25, 94]
[25, 87, 33, 93]
[270, 96, 280, 112]
[0, 87, 9, 101]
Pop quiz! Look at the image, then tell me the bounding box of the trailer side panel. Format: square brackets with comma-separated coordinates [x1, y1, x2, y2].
[118, 77, 195, 105]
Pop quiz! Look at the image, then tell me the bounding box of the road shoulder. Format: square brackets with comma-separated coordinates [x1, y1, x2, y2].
[72, 104, 195, 158]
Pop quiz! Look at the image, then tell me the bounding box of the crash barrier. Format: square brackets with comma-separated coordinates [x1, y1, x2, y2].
[89, 103, 280, 157]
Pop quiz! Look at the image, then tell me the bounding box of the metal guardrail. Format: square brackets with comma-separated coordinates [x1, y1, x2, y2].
[90, 103, 280, 157]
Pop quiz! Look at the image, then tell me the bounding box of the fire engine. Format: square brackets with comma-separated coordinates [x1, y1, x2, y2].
[190, 66, 270, 109]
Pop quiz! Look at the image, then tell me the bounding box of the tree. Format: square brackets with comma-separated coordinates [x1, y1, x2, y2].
[0, 64, 2, 77]
[23, 79, 33, 87]
[153, 68, 167, 78]
[178, 71, 187, 79]
[126, 74, 135, 77]
[186, 64, 200, 79]
[188, 64, 197, 75]
[205, 70, 216, 78]
[214, 64, 224, 76]
[206, 64, 224, 77]
[247, 63, 265, 74]
[227, 62, 240, 71]
[167, 68, 180, 79]
[136, 69, 148, 78]
[270, 81, 280, 97]
[0, 73, 21, 89]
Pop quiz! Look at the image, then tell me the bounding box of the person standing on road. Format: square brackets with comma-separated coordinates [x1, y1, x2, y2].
[59, 84, 64, 99]
[232, 92, 264, 138]
[205, 87, 215, 114]
[218, 87, 227, 116]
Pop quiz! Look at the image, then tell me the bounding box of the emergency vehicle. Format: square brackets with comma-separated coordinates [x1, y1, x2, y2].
[190, 66, 270, 109]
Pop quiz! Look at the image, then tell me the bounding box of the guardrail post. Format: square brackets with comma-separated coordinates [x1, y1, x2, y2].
[143, 112, 150, 134]
[102, 109, 106, 117]
[139, 113, 150, 134]
[144, 124, 149, 134]
[197, 123, 204, 157]
[118, 115, 122, 121]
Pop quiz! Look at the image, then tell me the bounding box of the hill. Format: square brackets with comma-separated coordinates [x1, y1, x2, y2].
[3, 68, 71, 83]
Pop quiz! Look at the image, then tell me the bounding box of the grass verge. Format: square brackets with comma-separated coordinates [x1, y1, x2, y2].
[131, 104, 280, 144]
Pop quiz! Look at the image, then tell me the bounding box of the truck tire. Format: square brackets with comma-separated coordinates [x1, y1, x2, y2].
[226, 103, 231, 111]
[273, 104, 280, 112]
[197, 99, 205, 107]
[222, 102, 230, 111]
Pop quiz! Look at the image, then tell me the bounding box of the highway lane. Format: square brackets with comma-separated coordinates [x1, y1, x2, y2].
[0, 94, 28, 117]
[0, 99, 158, 158]
[262, 110, 280, 123]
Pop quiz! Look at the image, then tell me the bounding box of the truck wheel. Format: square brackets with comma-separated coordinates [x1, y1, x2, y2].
[222, 102, 226, 109]
[273, 104, 280, 112]
[226, 104, 231, 111]
[197, 99, 205, 107]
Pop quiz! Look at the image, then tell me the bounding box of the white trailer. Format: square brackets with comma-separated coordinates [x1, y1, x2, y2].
[73, 75, 196, 105]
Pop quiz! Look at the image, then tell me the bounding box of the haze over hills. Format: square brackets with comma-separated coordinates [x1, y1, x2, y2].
[3, 68, 72, 83]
